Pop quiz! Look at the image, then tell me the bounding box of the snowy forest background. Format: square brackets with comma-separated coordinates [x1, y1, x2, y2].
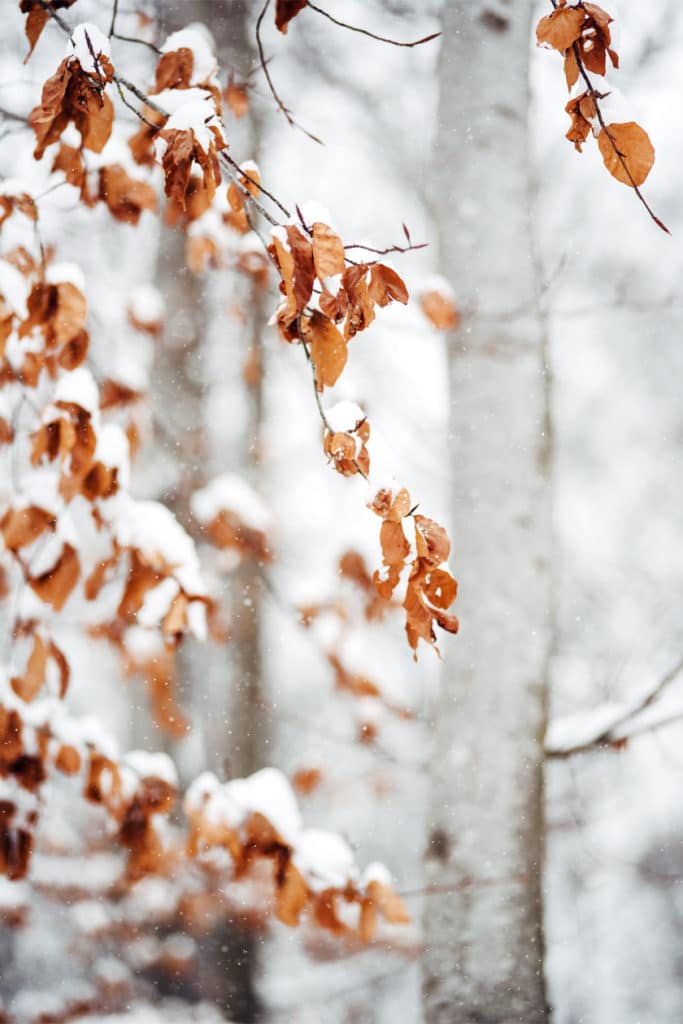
[1, 0, 682, 1021]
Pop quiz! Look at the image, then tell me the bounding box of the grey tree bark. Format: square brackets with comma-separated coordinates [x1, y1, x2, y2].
[422, 3, 552, 1022]
[151, 3, 265, 1019]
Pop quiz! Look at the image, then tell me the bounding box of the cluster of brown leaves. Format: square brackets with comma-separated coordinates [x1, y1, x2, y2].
[30, 51, 115, 160]
[369, 486, 458, 657]
[10, 276, 89, 384]
[0, 704, 177, 882]
[536, 1, 655, 188]
[323, 412, 370, 477]
[186, 786, 409, 942]
[146, 46, 226, 223]
[26, 34, 157, 225]
[269, 219, 408, 392]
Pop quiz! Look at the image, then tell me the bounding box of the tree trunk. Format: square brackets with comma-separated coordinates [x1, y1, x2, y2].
[422, 4, 552, 1022]
[151, 3, 264, 1019]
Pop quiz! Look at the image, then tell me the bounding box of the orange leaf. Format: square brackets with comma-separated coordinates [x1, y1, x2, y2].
[312, 222, 345, 280]
[536, 6, 585, 52]
[368, 264, 409, 308]
[420, 289, 459, 330]
[302, 310, 347, 390]
[28, 544, 80, 611]
[597, 122, 655, 187]
[276, 860, 308, 926]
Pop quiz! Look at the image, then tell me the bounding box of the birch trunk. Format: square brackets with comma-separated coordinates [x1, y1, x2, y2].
[422, 4, 552, 1021]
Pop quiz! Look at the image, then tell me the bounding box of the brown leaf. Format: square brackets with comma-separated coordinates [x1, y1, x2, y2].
[301, 310, 347, 390]
[563, 48, 580, 90]
[420, 289, 459, 330]
[20, 0, 76, 62]
[536, 6, 585, 52]
[286, 225, 315, 313]
[1, 506, 55, 551]
[11, 635, 48, 702]
[276, 860, 308, 926]
[153, 48, 194, 92]
[598, 122, 655, 187]
[368, 264, 409, 308]
[275, 0, 308, 33]
[30, 59, 114, 159]
[564, 91, 596, 152]
[414, 515, 451, 566]
[99, 164, 157, 224]
[311, 222, 345, 280]
[375, 520, 410, 599]
[28, 543, 80, 611]
[225, 83, 249, 119]
[292, 767, 322, 795]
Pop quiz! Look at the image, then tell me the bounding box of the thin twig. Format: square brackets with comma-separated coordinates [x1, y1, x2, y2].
[109, 0, 161, 52]
[548, 0, 669, 233]
[343, 241, 428, 257]
[546, 653, 683, 758]
[305, 2, 441, 49]
[220, 149, 291, 220]
[255, 0, 323, 144]
[0, 106, 30, 125]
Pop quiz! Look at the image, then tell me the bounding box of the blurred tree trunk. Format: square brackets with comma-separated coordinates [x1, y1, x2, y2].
[422, 3, 552, 1022]
[152, 2, 264, 1019]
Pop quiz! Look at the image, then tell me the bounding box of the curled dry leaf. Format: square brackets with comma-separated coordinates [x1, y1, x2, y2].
[598, 121, 655, 187]
[580, 3, 619, 77]
[323, 415, 370, 477]
[565, 91, 597, 152]
[28, 543, 81, 611]
[30, 58, 114, 160]
[160, 127, 222, 216]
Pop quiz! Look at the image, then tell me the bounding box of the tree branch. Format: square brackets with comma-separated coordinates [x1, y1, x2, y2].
[545, 653, 683, 758]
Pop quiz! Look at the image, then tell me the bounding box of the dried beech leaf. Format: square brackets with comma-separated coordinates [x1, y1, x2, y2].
[302, 310, 347, 390]
[11, 635, 48, 703]
[276, 860, 308, 926]
[275, 0, 307, 33]
[312, 222, 345, 280]
[563, 48, 580, 90]
[420, 289, 459, 330]
[597, 122, 655, 187]
[285, 225, 315, 313]
[99, 164, 157, 224]
[368, 264, 409, 308]
[28, 543, 80, 611]
[1, 506, 55, 551]
[536, 6, 585, 52]
[225, 83, 249, 119]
